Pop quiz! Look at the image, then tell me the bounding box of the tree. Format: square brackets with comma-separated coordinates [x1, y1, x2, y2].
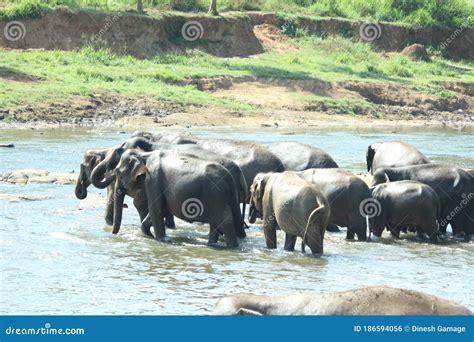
[208, 0, 218, 16]
[137, 0, 144, 13]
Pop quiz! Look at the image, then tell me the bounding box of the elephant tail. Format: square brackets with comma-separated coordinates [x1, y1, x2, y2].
[302, 205, 329, 254]
[238, 170, 248, 226]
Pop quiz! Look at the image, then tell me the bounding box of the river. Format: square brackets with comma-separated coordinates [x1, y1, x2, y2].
[0, 127, 473, 314]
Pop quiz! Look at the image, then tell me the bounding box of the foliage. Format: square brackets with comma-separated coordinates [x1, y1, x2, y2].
[1, 0, 471, 27]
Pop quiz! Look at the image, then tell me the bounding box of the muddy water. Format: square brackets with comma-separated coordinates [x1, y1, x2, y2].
[0, 127, 473, 314]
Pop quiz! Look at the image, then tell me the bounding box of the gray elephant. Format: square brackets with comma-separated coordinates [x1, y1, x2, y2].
[213, 286, 472, 315]
[75, 148, 116, 225]
[263, 141, 338, 170]
[132, 132, 285, 198]
[249, 172, 330, 255]
[90, 138, 248, 236]
[370, 180, 440, 243]
[366, 141, 430, 174]
[112, 149, 242, 247]
[294, 169, 371, 240]
[372, 164, 474, 240]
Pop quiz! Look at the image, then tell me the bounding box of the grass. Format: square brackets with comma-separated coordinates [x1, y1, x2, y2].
[0, 35, 472, 114]
[0, 0, 473, 28]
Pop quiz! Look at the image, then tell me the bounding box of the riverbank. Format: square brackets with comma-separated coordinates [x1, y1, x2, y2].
[1, 9, 473, 130]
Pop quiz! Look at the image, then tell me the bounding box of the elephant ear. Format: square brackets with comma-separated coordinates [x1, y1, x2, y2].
[133, 163, 149, 183]
[256, 178, 265, 200]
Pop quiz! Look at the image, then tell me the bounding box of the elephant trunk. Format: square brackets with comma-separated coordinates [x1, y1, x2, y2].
[248, 205, 258, 224]
[112, 177, 125, 234]
[74, 165, 88, 200]
[91, 157, 115, 189]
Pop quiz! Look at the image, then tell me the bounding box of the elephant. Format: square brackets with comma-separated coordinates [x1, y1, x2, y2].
[90, 137, 248, 236]
[112, 149, 242, 247]
[372, 164, 474, 240]
[249, 172, 330, 255]
[294, 169, 371, 241]
[370, 180, 440, 243]
[213, 286, 472, 315]
[262, 141, 338, 170]
[366, 141, 430, 175]
[131, 132, 285, 199]
[75, 148, 116, 225]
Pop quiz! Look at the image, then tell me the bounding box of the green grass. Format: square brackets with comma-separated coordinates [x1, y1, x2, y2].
[0, 36, 473, 112]
[1, 0, 473, 28]
[301, 95, 379, 116]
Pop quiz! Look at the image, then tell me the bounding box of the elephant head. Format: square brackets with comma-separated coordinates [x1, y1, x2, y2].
[75, 149, 110, 199]
[111, 150, 149, 234]
[248, 173, 269, 223]
[90, 143, 128, 189]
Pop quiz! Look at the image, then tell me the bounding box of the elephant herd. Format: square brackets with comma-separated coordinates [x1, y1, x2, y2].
[75, 133, 474, 255]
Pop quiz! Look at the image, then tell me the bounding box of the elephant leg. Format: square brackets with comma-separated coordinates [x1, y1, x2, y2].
[104, 186, 115, 226]
[207, 225, 220, 245]
[147, 198, 166, 241]
[212, 206, 238, 248]
[354, 222, 367, 241]
[346, 228, 355, 240]
[262, 212, 278, 249]
[283, 233, 297, 251]
[326, 223, 340, 232]
[134, 197, 153, 238]
[165, 214, 176, 229]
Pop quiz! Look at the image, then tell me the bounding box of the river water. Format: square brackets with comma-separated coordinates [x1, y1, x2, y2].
[0, 127, 473, 314]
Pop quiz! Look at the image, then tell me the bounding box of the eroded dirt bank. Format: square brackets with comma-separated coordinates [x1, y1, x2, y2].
[1, 10, 473, 59]
[1, 76, 472, 132]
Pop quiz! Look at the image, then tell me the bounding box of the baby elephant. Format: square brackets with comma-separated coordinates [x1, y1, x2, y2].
[371, 180, 440, 242]
[249, 172, 330, 255]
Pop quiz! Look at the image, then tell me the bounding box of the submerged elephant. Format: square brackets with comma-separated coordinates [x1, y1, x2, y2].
[112, 149, 243, 247]
[366, 141, 430, 174]
[294, 169, 371, 240]
[372, 164, 473, 240]
[262, 141, 338, 170]
[371, 180, 440, 243]
[249, 172, 330, 255]
[213, 286, 472, 315]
